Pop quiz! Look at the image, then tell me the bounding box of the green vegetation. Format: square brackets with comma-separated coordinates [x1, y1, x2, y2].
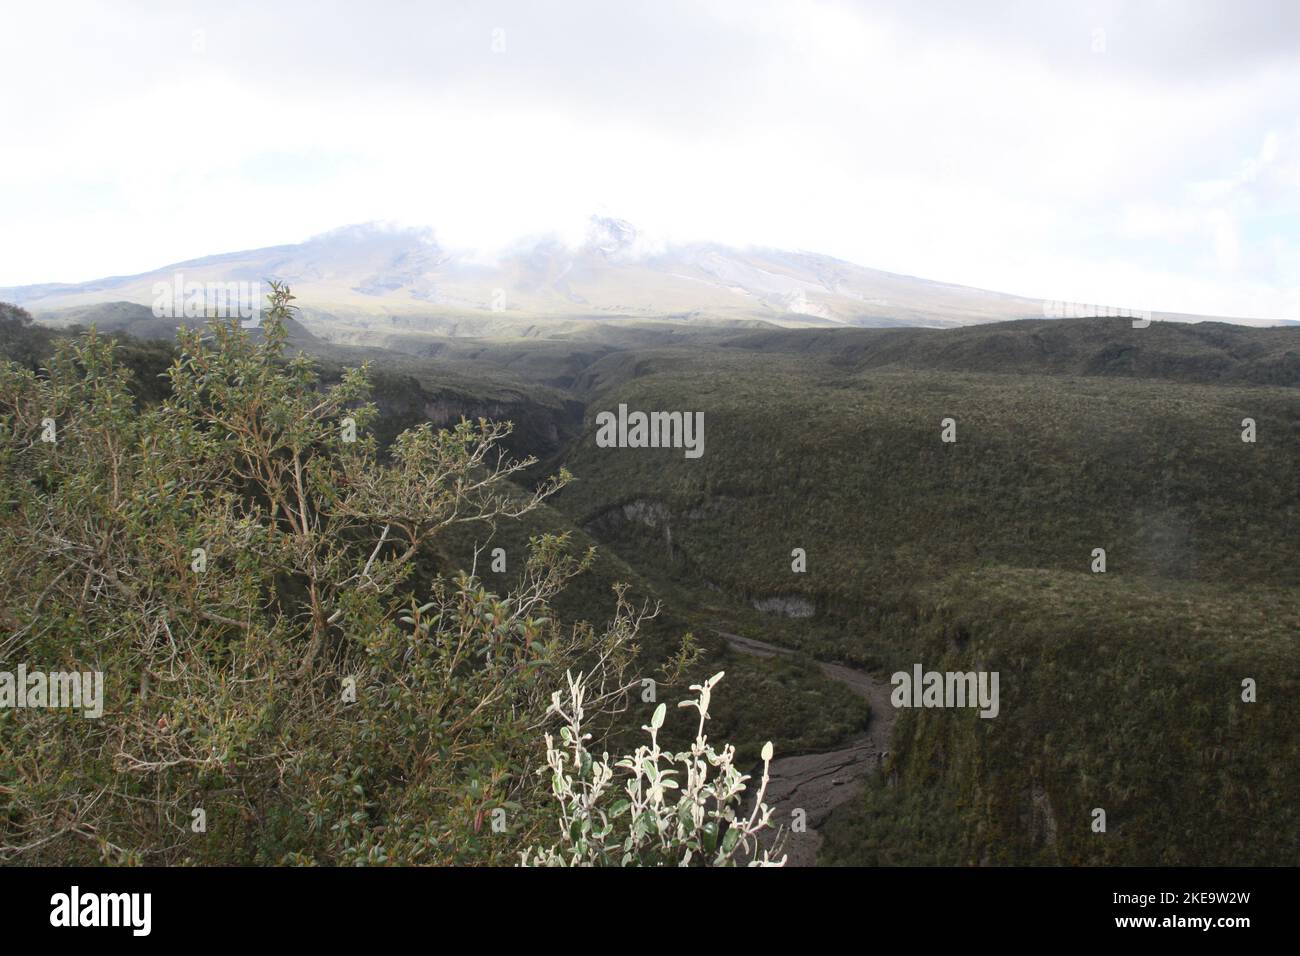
[4, 297, 1295, 866]
[0, 292, 780, 865]
[827, 570, 1297, 864]
[549, 325, 1299, 865]
[557, 355, 1296, 601]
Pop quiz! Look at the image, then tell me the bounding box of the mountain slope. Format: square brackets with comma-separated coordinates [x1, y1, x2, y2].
[6, 221, 1289, 337]
[544, 325, 1299, 865]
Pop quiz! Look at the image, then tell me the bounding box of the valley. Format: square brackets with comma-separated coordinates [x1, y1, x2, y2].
[6, 0, 1298, 904]
[4, 305, 1296, 866]
[722, 629, 897, 868]
[370, 311, 1298, 865]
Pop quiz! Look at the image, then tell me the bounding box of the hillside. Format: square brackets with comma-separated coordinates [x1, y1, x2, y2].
[719, 317, 1300, 386]
[4, 307, 1295, 865]
[7, 222, 1290, 339]
[0, 313, 867, 773]
[542, 318, 1299, 864]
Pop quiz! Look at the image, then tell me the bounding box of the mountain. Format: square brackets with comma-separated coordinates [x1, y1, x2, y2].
[2, 283, 1296, 866]
[4, 220, 1289, 344]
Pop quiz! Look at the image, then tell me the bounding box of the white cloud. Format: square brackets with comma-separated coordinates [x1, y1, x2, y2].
[0, 0, 1297, 319]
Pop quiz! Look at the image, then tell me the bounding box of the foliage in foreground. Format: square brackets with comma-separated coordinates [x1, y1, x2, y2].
[522, 670, 784, 866]
[0, 288, 777, 865]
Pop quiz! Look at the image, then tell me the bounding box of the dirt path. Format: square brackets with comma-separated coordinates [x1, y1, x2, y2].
[720, 631, 896, 866]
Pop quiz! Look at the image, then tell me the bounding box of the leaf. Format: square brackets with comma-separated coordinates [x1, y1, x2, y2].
[721, 828, 739, 854]
[702, 821, 718, 853]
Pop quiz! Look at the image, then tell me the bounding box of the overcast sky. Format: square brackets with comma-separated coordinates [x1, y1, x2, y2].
[2, 0, 1298, 318]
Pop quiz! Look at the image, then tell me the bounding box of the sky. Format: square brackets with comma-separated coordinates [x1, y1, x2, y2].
[1, 0, 1298, 319]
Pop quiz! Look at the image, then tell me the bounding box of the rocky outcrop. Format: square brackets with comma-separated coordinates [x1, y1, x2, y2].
[751, 595, 816, 618]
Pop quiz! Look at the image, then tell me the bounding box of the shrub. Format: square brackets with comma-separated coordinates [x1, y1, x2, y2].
[521, 671, 784, 866]
[0, 285, 649, 864]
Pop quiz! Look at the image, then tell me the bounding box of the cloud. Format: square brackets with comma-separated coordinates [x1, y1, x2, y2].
[0, 0, 1296, 319]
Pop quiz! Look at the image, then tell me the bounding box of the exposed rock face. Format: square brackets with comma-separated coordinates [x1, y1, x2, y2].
[362, 372, 583, 464]
[586, 498, 820, 616]
[751, 595, 816, 618]
[583, 498, 678, 562]
[614, 499, 671, 527]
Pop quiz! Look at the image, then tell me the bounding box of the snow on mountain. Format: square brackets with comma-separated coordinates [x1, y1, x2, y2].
[3, 219, 1284, 340]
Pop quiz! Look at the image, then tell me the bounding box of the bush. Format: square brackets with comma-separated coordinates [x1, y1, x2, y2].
[522, 670, 783, 866]
[0, 286, 650, 864]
